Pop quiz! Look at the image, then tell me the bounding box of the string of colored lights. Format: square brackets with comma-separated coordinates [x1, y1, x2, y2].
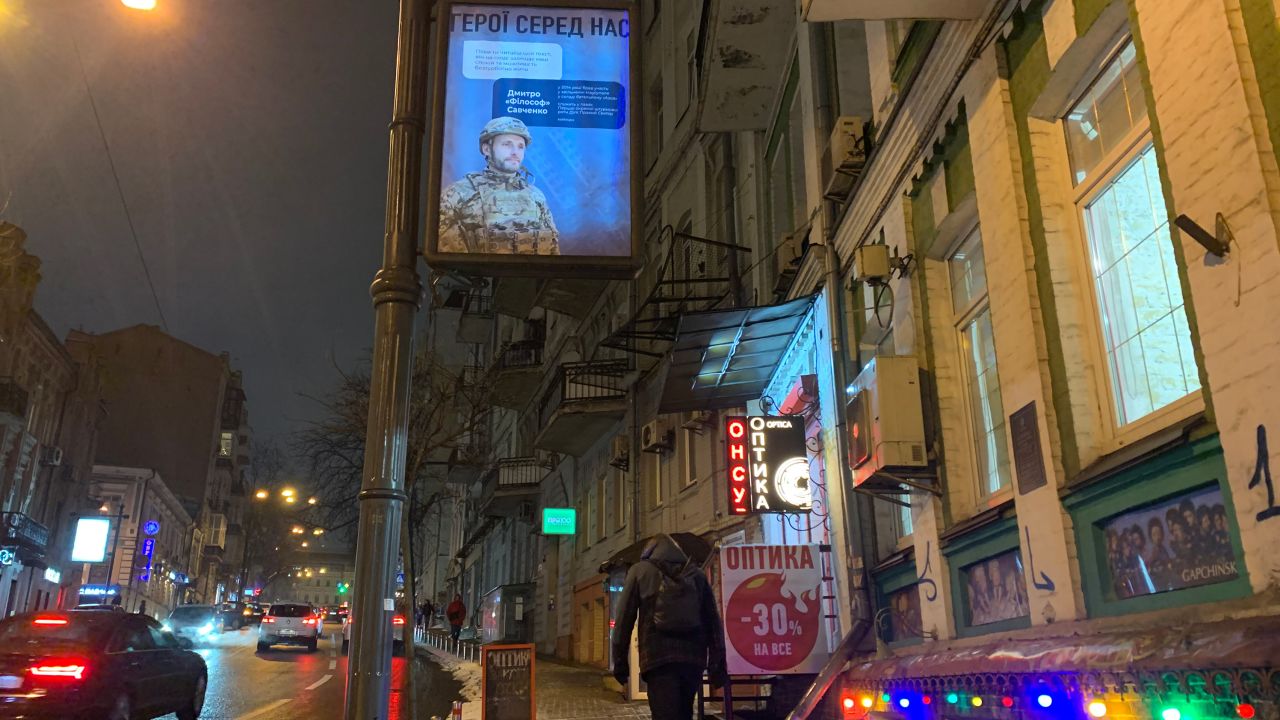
[837, 688, 1263, 720]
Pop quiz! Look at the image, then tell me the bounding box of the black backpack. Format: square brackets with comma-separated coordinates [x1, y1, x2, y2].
[649, 560, 702, 633]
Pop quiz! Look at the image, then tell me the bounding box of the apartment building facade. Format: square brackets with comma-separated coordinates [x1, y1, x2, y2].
[72, 324, 253, 605]
[424, 0, 1280, 716]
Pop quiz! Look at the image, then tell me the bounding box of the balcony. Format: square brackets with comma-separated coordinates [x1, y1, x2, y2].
[696, 0, 794, 132]
[0, 379, 29, 419]
[493, 277, 540, 318]
[604, 227, 750, 359]
[480, 457, 548, 518]
[0, 512, 49, 551]
[534, 360, 629, 456]
[457, 289, 494, 344]
[446, 425, 491, 485]
[202, 545, 224, 560]
[488, 339, 545, 409]
[801, 0, 987, 20]
[533, 278, 609, 320]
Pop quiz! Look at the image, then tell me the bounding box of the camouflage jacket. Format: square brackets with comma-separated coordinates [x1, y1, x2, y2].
[438, 169, 560, 255]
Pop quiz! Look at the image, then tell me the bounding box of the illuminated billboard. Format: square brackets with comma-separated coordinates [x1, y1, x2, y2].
[425, 0, 639, 277]
[726, 416, 813, 514]
[71, 518, 111, 563]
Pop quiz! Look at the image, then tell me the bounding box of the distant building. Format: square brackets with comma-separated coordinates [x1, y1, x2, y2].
[0, 222, 105, 617]
[69, 324, 253, 604]
[265, 545, 355, 608]
[85, 465, 194, 618]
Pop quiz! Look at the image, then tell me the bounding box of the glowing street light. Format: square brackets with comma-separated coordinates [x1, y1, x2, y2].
[255, 489, 269, 500]
[308, 497, 318, 505]
[319, 568, 327, 574]
[284, 496, 297, 504]
[281, 488, 296, 498]
[301, 541, 309, 548]
[121, 0, 157, 10]
[291, 527, 305, 535]
[312, 528, 324, 536]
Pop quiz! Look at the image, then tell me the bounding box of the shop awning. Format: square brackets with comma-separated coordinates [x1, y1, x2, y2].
[842, 612, 1280, 689]
[658, 295, 817, 414]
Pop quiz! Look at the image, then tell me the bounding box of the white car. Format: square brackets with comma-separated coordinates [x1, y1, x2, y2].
[257, 603, 322, 652]
[341, 612, 406, 655]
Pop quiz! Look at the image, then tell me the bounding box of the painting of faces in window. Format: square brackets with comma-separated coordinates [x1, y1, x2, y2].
[1104, 485, 1238, 600]
[962, 550, 1029, 627]
[886, 585, 921, 642]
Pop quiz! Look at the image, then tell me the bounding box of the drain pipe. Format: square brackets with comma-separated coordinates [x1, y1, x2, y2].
[784, 243, 876, 720]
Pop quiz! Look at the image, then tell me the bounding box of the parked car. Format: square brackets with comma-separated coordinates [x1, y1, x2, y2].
[257, 603, 321, 652]
[0, 609, 207, 720]
[241, 602, 265, 625]
[163, 605, 221, 645]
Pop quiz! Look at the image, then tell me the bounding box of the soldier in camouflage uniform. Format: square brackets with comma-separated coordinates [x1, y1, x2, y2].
[439, 117, 561, 255]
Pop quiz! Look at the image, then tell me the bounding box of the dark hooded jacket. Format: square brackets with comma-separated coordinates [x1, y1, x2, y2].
[610, 534, 727, 676]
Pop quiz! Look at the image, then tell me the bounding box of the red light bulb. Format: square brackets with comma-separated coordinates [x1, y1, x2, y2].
[1001, 696, 1014, 708]
[1237, 704, 1255, 720]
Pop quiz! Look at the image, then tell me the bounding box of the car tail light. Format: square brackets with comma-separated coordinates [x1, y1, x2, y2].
[262, 617, 276, 624]
[29, 659, 88, 680]
[392, 615, 406, 626]
[32, 616, 69, 627]
[304, 618, 317, 626]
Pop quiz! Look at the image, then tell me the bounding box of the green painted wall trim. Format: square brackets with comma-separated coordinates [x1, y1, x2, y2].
[910, 183, 938, 255]
[1074, 0, 1115, 37]
[1001, 7, 1084, 479]
[1240, 0, 1280, 190]
[893, 21, 945, 91]
[941, 515, 1031, 637]
[1123, 0, 1215, 421]
[873, 557, 924, 646]
[1062, 434, 1251, 617]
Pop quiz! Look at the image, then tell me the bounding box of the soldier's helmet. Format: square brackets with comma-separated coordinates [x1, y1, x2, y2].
[479, 117, 533, 148]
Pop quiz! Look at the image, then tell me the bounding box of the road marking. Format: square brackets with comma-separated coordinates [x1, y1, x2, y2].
[307, 674, 333, 691]
[329, 659, 337, 670]
[236, 699, 290, 720]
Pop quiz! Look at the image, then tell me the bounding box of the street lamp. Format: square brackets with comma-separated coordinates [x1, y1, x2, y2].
[255, 489, 269, 500]
[121, 0, 157, 9]
[308, 497, 318, 505]
[312, 528, 324, 536]
[291, 527, 305, 535]
[284, 496, 296, 504]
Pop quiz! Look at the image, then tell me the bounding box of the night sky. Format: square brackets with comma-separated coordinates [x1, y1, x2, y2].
[0, 0, 402, 444]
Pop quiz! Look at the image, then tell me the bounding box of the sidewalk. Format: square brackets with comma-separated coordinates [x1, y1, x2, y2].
[415, 632, 651, 720]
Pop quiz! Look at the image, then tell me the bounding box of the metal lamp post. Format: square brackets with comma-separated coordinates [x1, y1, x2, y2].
[344, 0, 430, 716]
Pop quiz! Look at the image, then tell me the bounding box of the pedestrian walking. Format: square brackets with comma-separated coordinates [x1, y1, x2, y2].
[421, 600, 434, 629]
[612, 534, 727, 720]
[446, 594, 466, 643]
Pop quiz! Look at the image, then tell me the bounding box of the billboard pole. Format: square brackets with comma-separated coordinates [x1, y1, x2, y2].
[344, 0, 431, 716]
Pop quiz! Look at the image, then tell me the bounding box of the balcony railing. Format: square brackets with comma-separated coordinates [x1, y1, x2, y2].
[0, 379, 29, 419]
[497, 457, 546, 489]
[538, 360, 629, 426]
[0, 512, 49, 551]
[492, 339, 544, 374]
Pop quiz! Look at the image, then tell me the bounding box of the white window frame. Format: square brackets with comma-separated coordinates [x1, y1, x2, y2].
[597, 473, 607, 542]
[681, 428, 699, 488]
[613, 466, 628, 533]
[1064, 48, 1203, 449]
[945, 223, 1013, 510]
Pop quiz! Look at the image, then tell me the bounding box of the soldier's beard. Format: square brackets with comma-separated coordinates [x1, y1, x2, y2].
[486, 156, 522, 174]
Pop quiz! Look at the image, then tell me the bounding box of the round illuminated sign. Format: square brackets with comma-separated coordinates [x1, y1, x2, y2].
[142, 520, 160, 536]
[0, 548, 14, 566]
[773, 457, 812, 509]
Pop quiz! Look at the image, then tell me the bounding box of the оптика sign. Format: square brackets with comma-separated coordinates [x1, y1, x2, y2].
[725, 416, 813, 515]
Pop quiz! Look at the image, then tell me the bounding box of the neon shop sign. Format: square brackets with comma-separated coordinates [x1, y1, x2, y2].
[725, 416, 813, 515]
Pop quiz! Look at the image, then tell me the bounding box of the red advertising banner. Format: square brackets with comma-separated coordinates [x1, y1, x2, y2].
[718, 544, 829, 675]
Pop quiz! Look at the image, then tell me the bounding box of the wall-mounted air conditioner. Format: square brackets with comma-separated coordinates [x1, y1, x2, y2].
[846, 356, 927, 486]
[40, 446, 63, 467]
[823, 116, 869, 201]
[640, 420, 673, 453]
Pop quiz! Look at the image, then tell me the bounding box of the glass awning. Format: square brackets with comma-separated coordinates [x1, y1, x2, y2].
[658, 295, 817, 414]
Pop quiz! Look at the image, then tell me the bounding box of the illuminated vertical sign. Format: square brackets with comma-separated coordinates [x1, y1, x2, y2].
[725, 416, 813, 514]
[726, 417, 751, 515]
[138, 537, 155, 582]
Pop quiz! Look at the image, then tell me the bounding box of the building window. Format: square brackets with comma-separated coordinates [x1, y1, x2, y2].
[650, 453, 664, 507]
[949, 228, 1011, 497]
[597, 474, 607, 541]
[613, 467, 628, 533]
[1065, 42, 1200, 430]
[681, 428, 698, 488]
[218, 432, 233, 458]
[766, 63, 807, 247]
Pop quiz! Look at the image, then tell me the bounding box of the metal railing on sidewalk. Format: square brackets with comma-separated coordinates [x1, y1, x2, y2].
[419, 626, 482, 663]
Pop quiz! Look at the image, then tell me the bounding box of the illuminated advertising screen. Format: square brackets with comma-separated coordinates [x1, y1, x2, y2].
[71, 518, 111, 563]
[426, 0, 639, 276]
[725, 416, 813, 514]
[541, 507, 576, 535]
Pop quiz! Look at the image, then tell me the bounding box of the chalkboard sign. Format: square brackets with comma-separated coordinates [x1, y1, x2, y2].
[1010, 401, 1047, 495]
[482, 643, 536, 720]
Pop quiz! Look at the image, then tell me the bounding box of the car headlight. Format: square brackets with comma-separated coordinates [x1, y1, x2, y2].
[198, 622, 214, 636]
